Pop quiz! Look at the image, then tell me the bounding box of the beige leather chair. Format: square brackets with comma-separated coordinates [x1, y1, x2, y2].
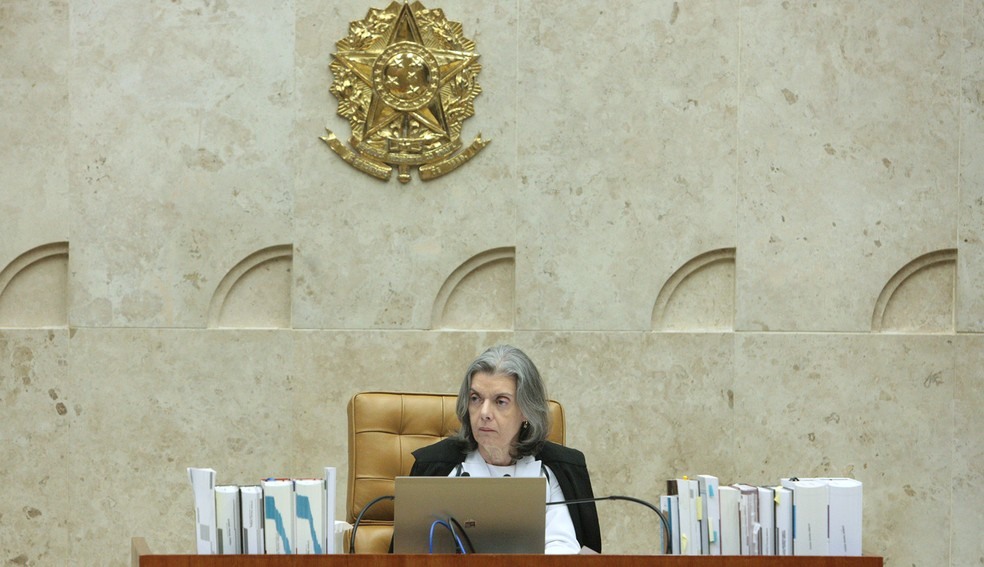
[346, 391, 566, 553]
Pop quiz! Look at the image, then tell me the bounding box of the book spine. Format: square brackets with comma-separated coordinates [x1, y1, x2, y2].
[774, 486, 793, 556]
[699, 475, 721, 555]
[790, 480, 829, 556]
[240, 486, 265, 554]
[215, 485, 242, 554]
[262, 480, 295, 554]
[718, 486, 740, 555]
[659, 495, 681, 554]
[324, 467, 338, 554]
[673, 479, 696, 555]
[757, 486, 776, 555]
[827, 480, 862, 556]
[687, 480, 702, 555]
[188, 468, 217, 554]
[294, 479, 325, 554]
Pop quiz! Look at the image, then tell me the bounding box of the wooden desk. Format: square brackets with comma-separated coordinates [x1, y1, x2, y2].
[134, 538, 883, 567]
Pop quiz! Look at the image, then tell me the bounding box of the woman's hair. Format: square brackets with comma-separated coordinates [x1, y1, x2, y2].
[453, 344, 551, 458]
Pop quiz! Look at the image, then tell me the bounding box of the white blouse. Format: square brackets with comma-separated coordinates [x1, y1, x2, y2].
[451, 450, 582, 554]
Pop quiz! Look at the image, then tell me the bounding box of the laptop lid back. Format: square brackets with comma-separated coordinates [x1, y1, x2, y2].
[393, 476, 546, 554]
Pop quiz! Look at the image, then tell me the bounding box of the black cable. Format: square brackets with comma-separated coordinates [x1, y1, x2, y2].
[438, 518, 468, 553]
[348, 494, 395, 554]
[447, 516, 475, 553]
[547, 494, 672, 554]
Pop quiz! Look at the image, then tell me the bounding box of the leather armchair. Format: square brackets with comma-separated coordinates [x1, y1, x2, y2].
[346, 391, 566, 553]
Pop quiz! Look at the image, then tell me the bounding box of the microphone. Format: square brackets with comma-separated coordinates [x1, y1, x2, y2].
[349, 494, 394, 554]
[547, 495, 671, 554]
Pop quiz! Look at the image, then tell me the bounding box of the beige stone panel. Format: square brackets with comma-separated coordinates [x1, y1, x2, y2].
[734, 334, 953, 564]
[68, 2, 294, 328]
[293, 1, 518, 329]
[211, 255, 292, 328]
[514, 1, 738, 331]
[435, 253, 515, 330]
[67, 329, 293, 564]
[737, 2, 961, 332]
[654, 249, 736, 331]
[953, 334, 983, 566]
[876, 252, 955, 333]
[0, 244, 69, 328]
[207, 248, 293, 329]
[513, 331, 736, 554]
[958, 0, 984, 332]
[0, 1, 71, 281]
[0, 330, 71, 565]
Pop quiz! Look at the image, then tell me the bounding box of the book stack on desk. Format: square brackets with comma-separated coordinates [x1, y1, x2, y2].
[187, 467, 342, 555]
[661, 474, 862, 557]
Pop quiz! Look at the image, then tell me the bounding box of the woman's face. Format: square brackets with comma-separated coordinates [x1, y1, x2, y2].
[468, 372, 526, 466]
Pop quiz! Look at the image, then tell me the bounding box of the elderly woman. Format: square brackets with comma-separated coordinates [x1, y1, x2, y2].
[408, 345, 602, 554]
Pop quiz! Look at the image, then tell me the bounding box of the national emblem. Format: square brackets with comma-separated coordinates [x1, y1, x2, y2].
[322, 2, 489, 183]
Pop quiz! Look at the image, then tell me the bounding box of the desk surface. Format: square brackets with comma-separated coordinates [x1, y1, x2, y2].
[138, 554, 883, 567]
[135, 536, 883, 567]
[137, 554, 882, 567]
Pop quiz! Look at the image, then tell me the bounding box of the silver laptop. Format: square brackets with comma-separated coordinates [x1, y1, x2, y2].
[393, 476, 547, 554]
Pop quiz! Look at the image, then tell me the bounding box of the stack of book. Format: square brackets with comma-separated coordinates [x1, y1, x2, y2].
[659, 475, 862, 556]
[188, 467, 341, 555]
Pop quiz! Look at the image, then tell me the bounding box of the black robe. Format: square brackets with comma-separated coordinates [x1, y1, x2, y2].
[408, 437, 602, 553]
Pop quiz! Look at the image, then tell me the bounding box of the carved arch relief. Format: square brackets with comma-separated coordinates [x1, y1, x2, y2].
[431, 247, 515, 330]
[0, 242, 70, 328]
[652, 248, 736, 332]
[207, 245, 293, 329]
[872, 249, 956, 333]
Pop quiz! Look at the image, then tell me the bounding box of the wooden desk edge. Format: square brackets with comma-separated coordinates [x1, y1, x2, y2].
[131, 537, 152, 567]
[133, 550, 883, 567]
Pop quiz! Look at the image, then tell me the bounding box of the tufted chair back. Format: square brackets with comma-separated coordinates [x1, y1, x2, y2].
[346, 391, 566, 553]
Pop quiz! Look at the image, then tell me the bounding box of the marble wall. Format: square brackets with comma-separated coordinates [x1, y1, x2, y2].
[1, 1, 981, 565]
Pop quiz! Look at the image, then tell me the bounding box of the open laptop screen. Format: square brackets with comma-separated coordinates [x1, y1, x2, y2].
[393, 476, 547, 554]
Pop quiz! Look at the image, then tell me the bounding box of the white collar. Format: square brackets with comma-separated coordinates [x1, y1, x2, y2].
[460, 450, 541, 478]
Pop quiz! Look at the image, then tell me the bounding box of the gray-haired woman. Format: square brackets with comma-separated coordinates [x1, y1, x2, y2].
[408, 345, 602, 554]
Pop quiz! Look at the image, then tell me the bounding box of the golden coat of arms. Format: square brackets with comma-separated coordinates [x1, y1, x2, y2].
[322, 2, 489, 183]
